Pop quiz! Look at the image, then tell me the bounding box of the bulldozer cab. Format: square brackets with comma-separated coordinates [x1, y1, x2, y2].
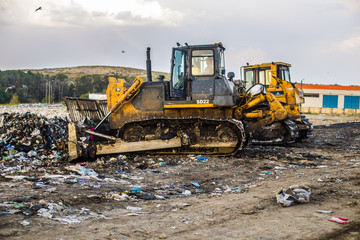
[243, 62, 292, 90]
[170, 43, 237, 106]
[243, 62, 304, 106]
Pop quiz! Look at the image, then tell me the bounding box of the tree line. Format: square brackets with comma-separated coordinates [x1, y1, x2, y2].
[0, 70, 134, 104]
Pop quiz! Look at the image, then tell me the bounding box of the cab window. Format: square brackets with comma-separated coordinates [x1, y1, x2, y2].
[245, 70, 254, 90]
[172, 50, 185, 90]
[218, 49, 225, 76]
[259, 70, 266, 85]
[191, 50, 214, 76]
[278, 66, 291, 82]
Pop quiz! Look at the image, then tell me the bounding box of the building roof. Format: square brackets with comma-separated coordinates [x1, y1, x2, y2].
[295, 84, 360, 91]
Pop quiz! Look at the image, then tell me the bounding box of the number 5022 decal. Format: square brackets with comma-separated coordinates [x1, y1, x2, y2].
[196, 99, 210, 104]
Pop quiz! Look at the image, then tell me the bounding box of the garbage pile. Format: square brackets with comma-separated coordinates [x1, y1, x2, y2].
[276, 185, 311, 207]
[0, 104, 68, 118]
[0, 112, 69, 166]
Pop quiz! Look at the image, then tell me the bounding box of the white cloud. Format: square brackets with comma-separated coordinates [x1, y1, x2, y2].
[231, 46, 268, 66]
[338, 34, 360, 52]
[342, 0, 360, 14]
[0, 0, 183, 27]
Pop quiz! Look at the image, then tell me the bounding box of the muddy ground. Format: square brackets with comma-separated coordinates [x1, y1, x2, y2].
[0, 107, 359, 240]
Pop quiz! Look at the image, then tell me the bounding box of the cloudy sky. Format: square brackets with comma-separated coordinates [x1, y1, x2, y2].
[0, 0, 359, 85]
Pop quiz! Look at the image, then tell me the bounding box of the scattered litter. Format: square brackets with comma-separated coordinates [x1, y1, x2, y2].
[182, 190, 192, 196]
[20, 220, 30, 226]
[197, 155, 208, 162]
[159, 234, 167, 239]
[317, 165, 328, 168]
[170, 202, 191, 207]
[53, 216, 82, 224]
[155, 195, 165, 200]
[181, 217, 192, 224]
[126, 206, 143, 211]
[317, 210, 333, 214]
[276, 185, 311, 207]
[32, 183, 47, 189]
[65, 165, 99, 178]
[130, 187, 142, 194]
[126, 212, 148, 216]
[191, 182, 200, 188]
[231, 186, 243, 191]
[328, 216, 349, 224]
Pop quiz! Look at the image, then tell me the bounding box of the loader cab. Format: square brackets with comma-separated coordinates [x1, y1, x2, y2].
[170, 43, 237, 106]
[243, 62, 292, 90]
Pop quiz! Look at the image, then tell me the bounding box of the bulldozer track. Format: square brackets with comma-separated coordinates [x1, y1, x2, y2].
[249, 119, 299, 145]
[249, 116, 312, 145]
[294, 116, 313, 142]
[117, 118, 246, 155]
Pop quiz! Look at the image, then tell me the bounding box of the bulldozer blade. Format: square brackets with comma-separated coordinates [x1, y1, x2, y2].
[96, 138, 182, 156]
[191, 141, 238, 148]
[67, 122, 79, 161]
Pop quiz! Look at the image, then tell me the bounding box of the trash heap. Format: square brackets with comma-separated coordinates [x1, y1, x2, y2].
[0, 112, 69, 166]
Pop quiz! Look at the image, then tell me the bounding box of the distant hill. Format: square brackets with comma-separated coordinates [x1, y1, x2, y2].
[23, 65, 170, 81]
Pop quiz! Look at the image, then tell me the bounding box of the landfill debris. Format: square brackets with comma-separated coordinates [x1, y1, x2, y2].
[126, 212, 148, 216]
[130, 187, 142, 194]
[159, 234, 167, 239]
[231, 186, 243, 191]
[182, 190, 192, 196]
[65, 165, 99, 177]
[197, 155, 208, 162]
[20, 220, 30, 226]
[170, 202, 191, 208]
[328, 216, 349, 224]
[34, 202, 108, 224]
[276, 185, 311, 207]
[32, 182, 47, 189]
[317, 210, 334, 214]
[0, 112, 69, 163]
[126, 206, 143, 211]
[317, 165, 328, 168]
[0, 108, 357, 233]
[181, 217, 193, 224]
[191, 182, 200, 188]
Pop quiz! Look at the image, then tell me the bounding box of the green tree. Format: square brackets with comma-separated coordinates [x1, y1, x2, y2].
[75, 75, 92, 96]
[0, 84, 12, 103]
[93, 75, 108, 93]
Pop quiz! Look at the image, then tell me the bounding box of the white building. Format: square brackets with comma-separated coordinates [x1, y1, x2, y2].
[89, 93, 106, 100]
[296, 84, 360, 114]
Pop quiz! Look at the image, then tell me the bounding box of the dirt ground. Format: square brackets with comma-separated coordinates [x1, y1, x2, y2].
[0, 109, 359, 240]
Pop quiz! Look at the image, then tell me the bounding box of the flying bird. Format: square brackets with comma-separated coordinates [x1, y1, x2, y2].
[121, 50, 125, 53]
[35, 7, 42, 12]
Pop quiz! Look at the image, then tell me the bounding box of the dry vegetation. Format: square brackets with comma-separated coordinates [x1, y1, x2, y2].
[24, 66, 170, 82]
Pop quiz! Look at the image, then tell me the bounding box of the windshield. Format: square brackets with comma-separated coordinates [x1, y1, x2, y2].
[278, 65, 291, 82]
[191, 50, 214, 76]
[244, 70, 254, 90]
[172, 50, 185, 90]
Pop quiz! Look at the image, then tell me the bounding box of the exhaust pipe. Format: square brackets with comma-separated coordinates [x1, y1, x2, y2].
[146, 47, 152, 82]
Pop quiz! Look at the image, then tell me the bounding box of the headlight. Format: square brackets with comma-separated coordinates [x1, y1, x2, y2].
[248, 84, 266, 97]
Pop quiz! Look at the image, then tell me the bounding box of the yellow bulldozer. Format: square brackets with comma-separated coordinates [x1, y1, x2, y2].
[240, 62, 313, 143]
[65, 43, 311, 161]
